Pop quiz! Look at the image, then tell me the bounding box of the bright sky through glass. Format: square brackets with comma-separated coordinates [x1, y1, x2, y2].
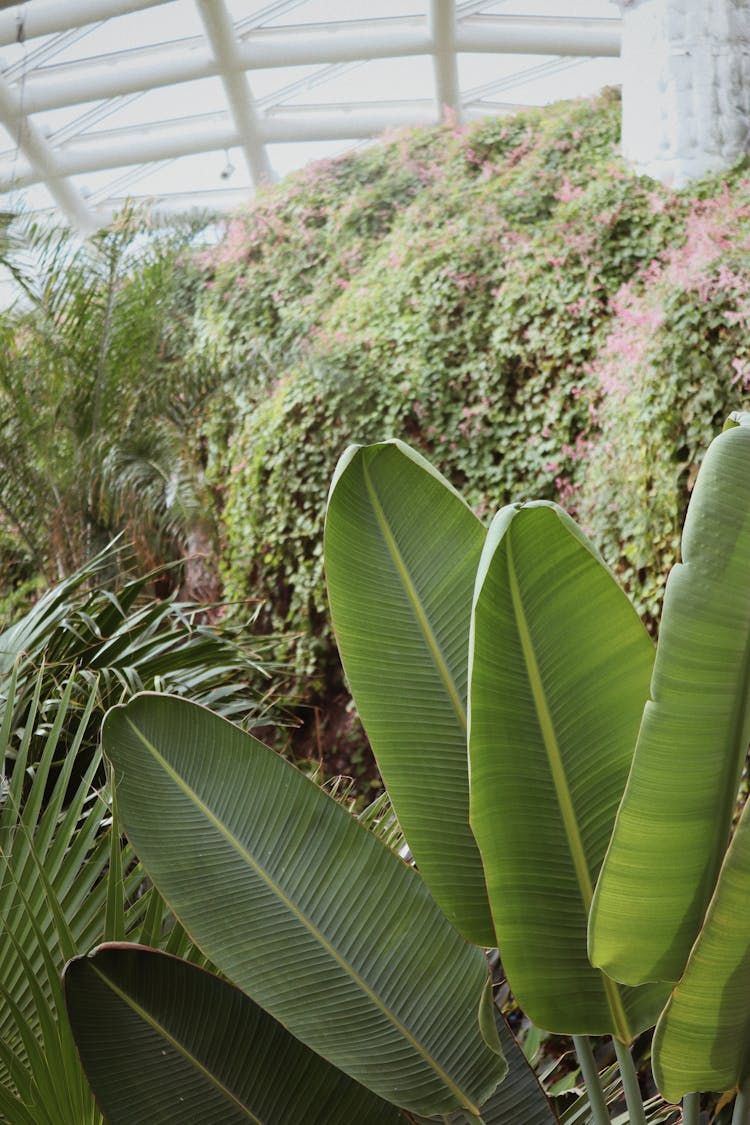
[0, 0, 621, 222]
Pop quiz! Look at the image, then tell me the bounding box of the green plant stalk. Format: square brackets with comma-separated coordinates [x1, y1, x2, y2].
[732, 1080, 750, 1125]
[572, 1036, 610, 1125]
[612, 1039, 646, 1125]
[681, 1092, 700, 1125]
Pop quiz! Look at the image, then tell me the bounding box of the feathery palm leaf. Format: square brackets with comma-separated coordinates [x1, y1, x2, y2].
[0, 665, 149, 1122]
[0, 206, 219, 583]
[0, 543, 286, 773]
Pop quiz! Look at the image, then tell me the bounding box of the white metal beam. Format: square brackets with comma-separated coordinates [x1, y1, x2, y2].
[429, 0, 460, 122]
[22, 51, 217, 115]
[0, 106, 440, 187]
[15, 16, 620, 116]
[0, 71, 97, 232]
[195, 0, 273, 186]
[94, 184, 256, 219]
[457, 15, 621, 56]
[0, 0, 173, 47]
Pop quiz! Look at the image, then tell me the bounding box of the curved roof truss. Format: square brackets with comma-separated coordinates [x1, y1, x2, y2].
[0, 0, 622, 232]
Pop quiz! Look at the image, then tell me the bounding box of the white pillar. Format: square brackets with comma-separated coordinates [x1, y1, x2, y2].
[619, 0, 750, 186]
[429, 0, 460, 122]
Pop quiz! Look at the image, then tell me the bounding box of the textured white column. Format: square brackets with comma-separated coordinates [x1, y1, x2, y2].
[619, 0, 750, 186]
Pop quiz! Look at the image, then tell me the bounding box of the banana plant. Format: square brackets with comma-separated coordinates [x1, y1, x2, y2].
[61, 690, 568, 1123]
[64, 944, 408, 1125]
[325, 441, 493, 946]
[594, 414, 750, 1107]
[327, 443, 668, 1041]
[64, 943, 556, 1125]
[78, 693, 509, 1122]
[65, 416, 750, 1120]
[468, 499, 668, 1041]
[589, 414, 750, 985]
[325, 428, 750, 1120]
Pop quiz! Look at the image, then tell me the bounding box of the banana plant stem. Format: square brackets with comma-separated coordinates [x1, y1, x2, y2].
[732, 1078, 750, 1125]
[573, 1035, 610, 1125]
[681, 1091, 700, 1125]
[612, 1039, 646, 1125]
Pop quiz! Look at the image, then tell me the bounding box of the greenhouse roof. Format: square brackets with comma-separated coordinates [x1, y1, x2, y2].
[0, 0, 622, 232]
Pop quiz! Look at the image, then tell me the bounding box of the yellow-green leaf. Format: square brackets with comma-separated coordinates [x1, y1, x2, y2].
[469, 502, 667, 1037]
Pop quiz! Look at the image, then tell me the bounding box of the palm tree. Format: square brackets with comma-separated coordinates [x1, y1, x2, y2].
[0, 206, 225, 599]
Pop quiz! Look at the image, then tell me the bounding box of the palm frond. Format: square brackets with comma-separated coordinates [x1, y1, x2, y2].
[0, 205, 217, 580]
[0, 668, 129, 1121]
[0, 543, 287, 776]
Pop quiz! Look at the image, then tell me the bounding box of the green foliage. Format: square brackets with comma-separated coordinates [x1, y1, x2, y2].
[325, 431, 750, 1117]
[0, 209, 222, 588]
[67, 420, 750, 1122]
[0, 542, 285, 776]
[95, 693, 510, 1120]
[194, 89, 748, 681]
[64, 945, 407, 1125]
[0, 668, 137, 1123]
[0, 550, 284, 1121]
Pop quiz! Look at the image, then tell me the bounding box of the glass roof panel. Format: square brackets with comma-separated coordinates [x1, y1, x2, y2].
[83, 78, 229, 130]
[0, 0, 624, 231]
[283, 55, 436, 106]
[261, 1, 427, 26]
[267, 138, 370, 178]
[43, 2, 202, 65]
[506, 56, 622, 104]
[246, 63, 333, 101]
[484, 0, 618, 16]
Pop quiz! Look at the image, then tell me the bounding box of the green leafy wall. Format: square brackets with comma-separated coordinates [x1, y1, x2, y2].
[193, 88, 750, 683]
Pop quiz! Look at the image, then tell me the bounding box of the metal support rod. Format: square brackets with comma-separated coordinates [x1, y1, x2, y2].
[15, 16, 621, 115]
[458, 15, 620, 55]
[0, 107, 441, 189]
[195, 0, 273, 186]
[0, 0, 172, 46]
[0, 71, 97, 233]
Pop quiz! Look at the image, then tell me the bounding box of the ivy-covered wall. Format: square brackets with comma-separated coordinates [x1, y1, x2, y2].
[193, 88, 750, 692]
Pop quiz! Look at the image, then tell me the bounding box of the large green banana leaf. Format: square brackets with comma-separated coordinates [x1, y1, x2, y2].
[651, 795, 750, 1101]
[589, 421, 750, 985]
[64, 943, 408, 1124]
[481, 1016, 559, 1125]
[102, 694, 507, 1119]
[414, 1011, 559, 1125]
[325, 440, 493, 946]
[469, 502, 667, 1038]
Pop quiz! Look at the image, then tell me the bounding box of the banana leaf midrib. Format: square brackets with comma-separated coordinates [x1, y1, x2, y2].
[121, 717, 483, 1116]
[505, 533, 632, 1043]
[87, 961, 262, 1123]
[714, 588, 750, 884]
[362, 461, 466, 732]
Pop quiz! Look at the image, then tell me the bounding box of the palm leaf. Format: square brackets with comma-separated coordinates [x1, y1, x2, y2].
[102, 693, 507, 1119]
[325, 440, 493, 946]
[469, 502, 667, 1037]
[0, 544, 285, 777]
[0, 666, 136, 1121]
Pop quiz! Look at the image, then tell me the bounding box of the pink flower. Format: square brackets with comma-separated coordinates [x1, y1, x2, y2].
[554, 177, 585, 204]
